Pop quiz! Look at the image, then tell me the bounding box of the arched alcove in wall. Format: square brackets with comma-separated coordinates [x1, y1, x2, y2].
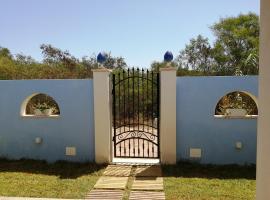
[215, 91, 258, 117]
[21, 93, 60, 116]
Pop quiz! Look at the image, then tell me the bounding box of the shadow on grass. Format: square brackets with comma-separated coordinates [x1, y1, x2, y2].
[0, 158, 106, 179]
[161, 161, 256, 180]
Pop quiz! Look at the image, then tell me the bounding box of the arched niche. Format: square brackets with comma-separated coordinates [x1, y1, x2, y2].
[214, 91, 258, 118]
[21, 93, 60, 117]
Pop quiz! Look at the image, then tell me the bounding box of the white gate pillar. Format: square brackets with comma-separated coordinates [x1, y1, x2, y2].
[93, 69, 111, 164]
[160, 68, 177, 164]
[257, 0, 270, 199]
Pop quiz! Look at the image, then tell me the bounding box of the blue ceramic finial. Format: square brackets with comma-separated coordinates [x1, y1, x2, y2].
[97, 52, 107, 63]
[164, 51, 173, 62]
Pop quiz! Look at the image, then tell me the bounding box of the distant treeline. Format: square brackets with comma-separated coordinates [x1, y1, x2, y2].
[0, 44, 127, 79]
[0, 13, 259, 79]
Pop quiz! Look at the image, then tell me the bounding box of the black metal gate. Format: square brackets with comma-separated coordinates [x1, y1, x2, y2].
[112, 68, 160, 158]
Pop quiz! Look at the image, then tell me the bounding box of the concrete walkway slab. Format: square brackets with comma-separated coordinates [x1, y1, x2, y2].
[129, 191, 165, 200]
[112, 158, 160, 165]
[0, 198, 82, 200]
[135, 165, 162, 177]
[132, 177, 164, 191]
[85, 189, 124, 200]
[94, 176, 128, 189]
[103, 165, 132, 177]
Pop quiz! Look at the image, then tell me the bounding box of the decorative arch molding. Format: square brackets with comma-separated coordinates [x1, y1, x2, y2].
[214, 91, 258, 118]
[21, 93, 60, 117]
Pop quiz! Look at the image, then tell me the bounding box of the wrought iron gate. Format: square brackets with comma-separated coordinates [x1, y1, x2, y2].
[112, 68, 160, 158]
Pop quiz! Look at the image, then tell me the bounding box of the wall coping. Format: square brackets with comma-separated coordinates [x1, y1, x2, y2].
[21, 115, 60, 119]
[214, 115, 258, 119]
[176, 75, 258, 78]
[92, 68, 112, 72]
[160, 67, 177, 72]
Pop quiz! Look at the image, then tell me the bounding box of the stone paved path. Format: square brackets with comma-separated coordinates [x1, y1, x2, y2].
[93, 176, 129, 189]
[0, 198, 82, 200]
[103, 165, 132, 177]
[129, 191, 165, 200]
[86, 164, 165, 200]
[135, 165, 162, 177]
[132, 177, 164, 191]
[85, 189, 124, 200]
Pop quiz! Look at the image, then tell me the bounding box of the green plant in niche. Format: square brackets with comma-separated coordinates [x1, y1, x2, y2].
[32, 102, 59, 115]
[26, 93, 60, 115]
[33, 102, 51, 111]
[215, 91, 258, 116]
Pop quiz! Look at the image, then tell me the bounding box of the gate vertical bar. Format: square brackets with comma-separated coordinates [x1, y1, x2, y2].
[112, 74, 116, 158]
[151, 71, 154, 156]
[142, 69, 145, 157]
[137, 68, 140, 156]
[118, 72, 121, 156]
[132, 68, 135, 156]
[147, 70, 150, 157]
[123, 70, 126, 156]
[128, 69, 131, 157]
[157, 72, 160, 158]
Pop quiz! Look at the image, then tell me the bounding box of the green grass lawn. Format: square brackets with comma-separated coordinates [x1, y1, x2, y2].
[0, 159, 105, 199]
[0, 159, 256, 200]
[162, 162, 256, 200]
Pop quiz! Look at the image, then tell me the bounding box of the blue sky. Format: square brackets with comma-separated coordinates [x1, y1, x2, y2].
[0, 0, 259, 67]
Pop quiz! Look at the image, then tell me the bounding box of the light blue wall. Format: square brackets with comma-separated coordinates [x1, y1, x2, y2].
[176, 76, 258, 165]
[0, 79, 94, 163]
[0, 77, 258, 165]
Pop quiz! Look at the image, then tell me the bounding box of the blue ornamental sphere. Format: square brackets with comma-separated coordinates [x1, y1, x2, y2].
[164, 51, 173, 62]
[97, 52, 107, 63]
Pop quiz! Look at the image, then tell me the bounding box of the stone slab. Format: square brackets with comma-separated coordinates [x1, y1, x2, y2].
[132, 177, 164, 191]
[0, 198, 82, 200]
[135, 165, 162, 177]
[94, 176, 128, 189]
[85, 189, 124, 200]
[129, 191, 165, 200]
[103, 165, 132, 177]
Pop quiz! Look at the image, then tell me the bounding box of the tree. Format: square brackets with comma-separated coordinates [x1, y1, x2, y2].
[81, 52, 127, 70]
[0, 45, 129, 79]
[102, 52, 127, 69]
[0, 47, 13, 59]
[176, 13, 259, 76]
[245, 49, 259, 72]
[40, 44, 78, 70]
[211, 13, 259, 75]
[15, 54, 36, 65]
[176, 35, 214, 75]
[150, 61, 177, 72]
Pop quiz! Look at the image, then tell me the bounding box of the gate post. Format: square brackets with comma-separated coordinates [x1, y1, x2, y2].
[257, 0, 270, 199]
[93, 68, 111, 164]
[160, 67, 177, 164]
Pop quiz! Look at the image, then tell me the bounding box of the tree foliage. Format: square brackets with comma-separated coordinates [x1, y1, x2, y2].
[0, 44, 127, 79]
[176, 35, 214, 74]
[40, 44, 78, 70]
[0, 47, 13, 59]
[212, 13, 259, 75]
[173, 13, 259, 76]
